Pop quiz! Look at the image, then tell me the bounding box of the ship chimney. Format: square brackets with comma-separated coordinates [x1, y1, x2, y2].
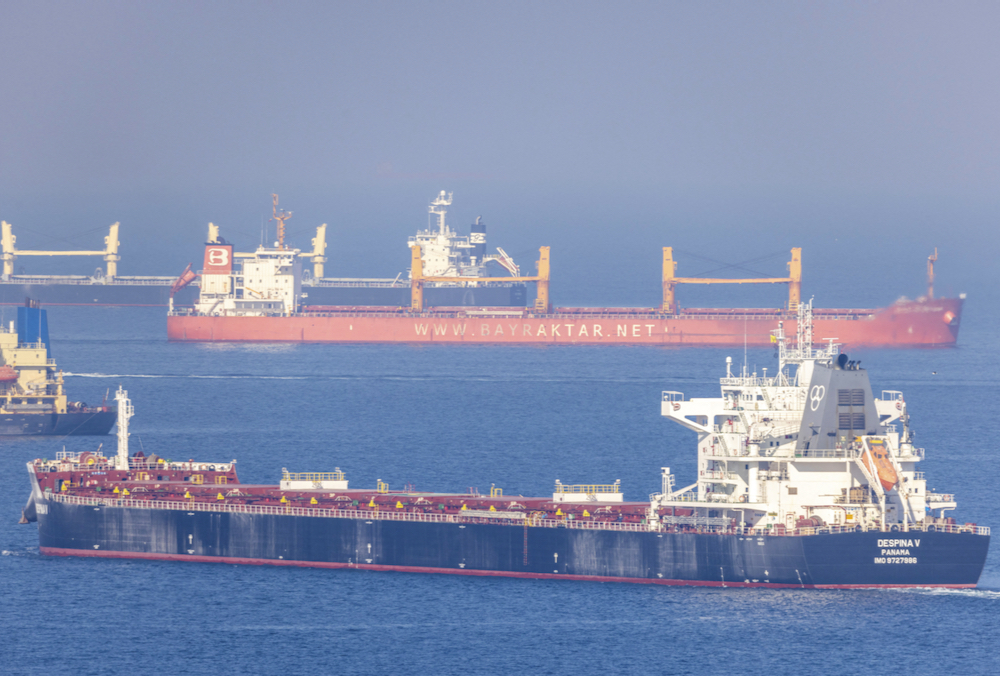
[470, 216, 486, 263]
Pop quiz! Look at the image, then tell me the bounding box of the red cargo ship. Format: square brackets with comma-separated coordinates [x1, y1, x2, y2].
[167, 233, 962, 347]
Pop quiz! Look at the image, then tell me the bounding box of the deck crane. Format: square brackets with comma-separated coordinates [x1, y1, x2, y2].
[1, 221, 121, 280]
[661, 247, 802, 314]
[410, 245, 550, 313]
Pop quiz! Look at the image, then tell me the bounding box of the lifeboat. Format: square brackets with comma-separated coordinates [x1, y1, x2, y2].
[0, 365, 17, 383]
[862, 438, 898, 492]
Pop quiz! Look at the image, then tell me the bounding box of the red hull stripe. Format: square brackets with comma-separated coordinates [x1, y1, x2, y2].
[39, 547, 976, 590]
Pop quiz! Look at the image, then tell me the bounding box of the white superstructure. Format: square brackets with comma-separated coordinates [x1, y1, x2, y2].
[194, 245, 302, 317]
[653, 300, 957, 533]
[408, 191, 519, 280]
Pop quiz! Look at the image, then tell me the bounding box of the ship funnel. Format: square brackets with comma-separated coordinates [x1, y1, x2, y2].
[470, 216, 486, 261]
[17, 302, 50, 355]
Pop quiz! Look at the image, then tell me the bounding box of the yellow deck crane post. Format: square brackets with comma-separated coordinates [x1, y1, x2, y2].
[927, 247, 938, 299]
[1, 221, 121, 280]
[303, 224, 327, 279]
[410, 245, 551, 313]
[661, 247, 802, 314]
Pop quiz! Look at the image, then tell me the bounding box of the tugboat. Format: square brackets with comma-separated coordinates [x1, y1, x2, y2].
[24, 301, 988, 586]
[1, 301, 115, 435]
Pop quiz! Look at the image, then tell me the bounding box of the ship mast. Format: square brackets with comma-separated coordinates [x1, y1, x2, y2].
[271, 194, 292, 250]
[773, 298, 838, 385]
[114, 385, 134, 471]
[429, 191, 452, 235]
[927, 247, 937, 299]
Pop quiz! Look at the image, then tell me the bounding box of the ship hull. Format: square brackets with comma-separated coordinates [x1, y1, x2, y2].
[35, 499, 987, 588]
[0, 410, 116, 435]
[0, 282, 199, 306]
[167, 297, 962, 347]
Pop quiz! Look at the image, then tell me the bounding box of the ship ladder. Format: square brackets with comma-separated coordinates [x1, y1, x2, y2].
[523, 520, 529, 566]
[759, 388, 774, 410]
[737, 411, 752, 434]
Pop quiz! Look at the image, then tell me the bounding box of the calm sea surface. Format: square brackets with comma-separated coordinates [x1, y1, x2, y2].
[2, 304, 999, 675]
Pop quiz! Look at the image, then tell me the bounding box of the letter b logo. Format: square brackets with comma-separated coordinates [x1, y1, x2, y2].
[208, 248, 229, 266]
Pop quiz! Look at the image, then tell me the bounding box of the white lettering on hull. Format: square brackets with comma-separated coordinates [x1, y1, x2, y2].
[874, 557, 918, 564]
[877, 539, 921, 548]
[411, 321, 662, 341]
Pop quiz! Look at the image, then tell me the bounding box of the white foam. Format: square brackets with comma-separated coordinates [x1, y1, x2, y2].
[882, 586, 1000, 599]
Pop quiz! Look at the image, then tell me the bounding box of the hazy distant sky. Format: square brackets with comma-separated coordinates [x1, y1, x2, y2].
[1, 1, 997, 304]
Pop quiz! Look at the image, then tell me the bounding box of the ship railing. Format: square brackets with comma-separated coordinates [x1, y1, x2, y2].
[927, 493, 955, 503]
[897, 447, 925, 460]
[712, 424, 748, 435]
[793, 449, 861, 459]
[553, 481, 620, 494]
[913, 471, 926, 480]
[282, 470, 346, 482]
[705, 447, 754, 459]
[719, 376, 776, 388]
[46, 493, 991, 537]
[660, 493, 701, 503]
[306, 278, 407, 288]
[4, 275, 179, 286]
[700, 470, 738, 482]
[32, 459, 233, 473]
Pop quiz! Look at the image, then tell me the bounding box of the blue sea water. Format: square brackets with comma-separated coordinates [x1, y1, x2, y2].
[2, 305, 1000, 675]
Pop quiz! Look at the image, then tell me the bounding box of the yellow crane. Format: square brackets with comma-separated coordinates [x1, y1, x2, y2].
[662, 247, 802, 313]
[410, 245, 550, 313]
[1, 221, 120, 279]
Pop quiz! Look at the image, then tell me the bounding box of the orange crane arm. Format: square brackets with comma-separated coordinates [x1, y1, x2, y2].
[670, 277, 792, 284]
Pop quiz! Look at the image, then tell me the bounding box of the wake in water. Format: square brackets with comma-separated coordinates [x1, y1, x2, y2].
[882, 587, 1000, 600]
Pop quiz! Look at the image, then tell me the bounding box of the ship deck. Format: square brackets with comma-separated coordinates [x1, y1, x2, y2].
[31, 459, 988, 538]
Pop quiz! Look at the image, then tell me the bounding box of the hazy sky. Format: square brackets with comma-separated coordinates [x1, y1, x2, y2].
[1, 1, 997, 306]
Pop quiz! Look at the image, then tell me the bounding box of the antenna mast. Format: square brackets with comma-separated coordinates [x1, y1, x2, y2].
[114, 386, 134, 471]
[927, 248, 938, 299]
[429, 191, 453, 235]
[271, 194, 292, 249]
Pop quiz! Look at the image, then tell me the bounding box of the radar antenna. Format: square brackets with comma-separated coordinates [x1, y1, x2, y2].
[271, 194, 292, 250]
[429, 190, 453, 234]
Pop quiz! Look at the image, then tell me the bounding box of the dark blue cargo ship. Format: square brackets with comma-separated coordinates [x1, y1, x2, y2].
[21, 298, 991, 590]
[0, 304, 115, 436]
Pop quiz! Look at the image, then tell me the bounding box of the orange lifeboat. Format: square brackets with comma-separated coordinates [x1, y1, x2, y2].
[0, 365, 17, 383]
[862, 438, 898, 492]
